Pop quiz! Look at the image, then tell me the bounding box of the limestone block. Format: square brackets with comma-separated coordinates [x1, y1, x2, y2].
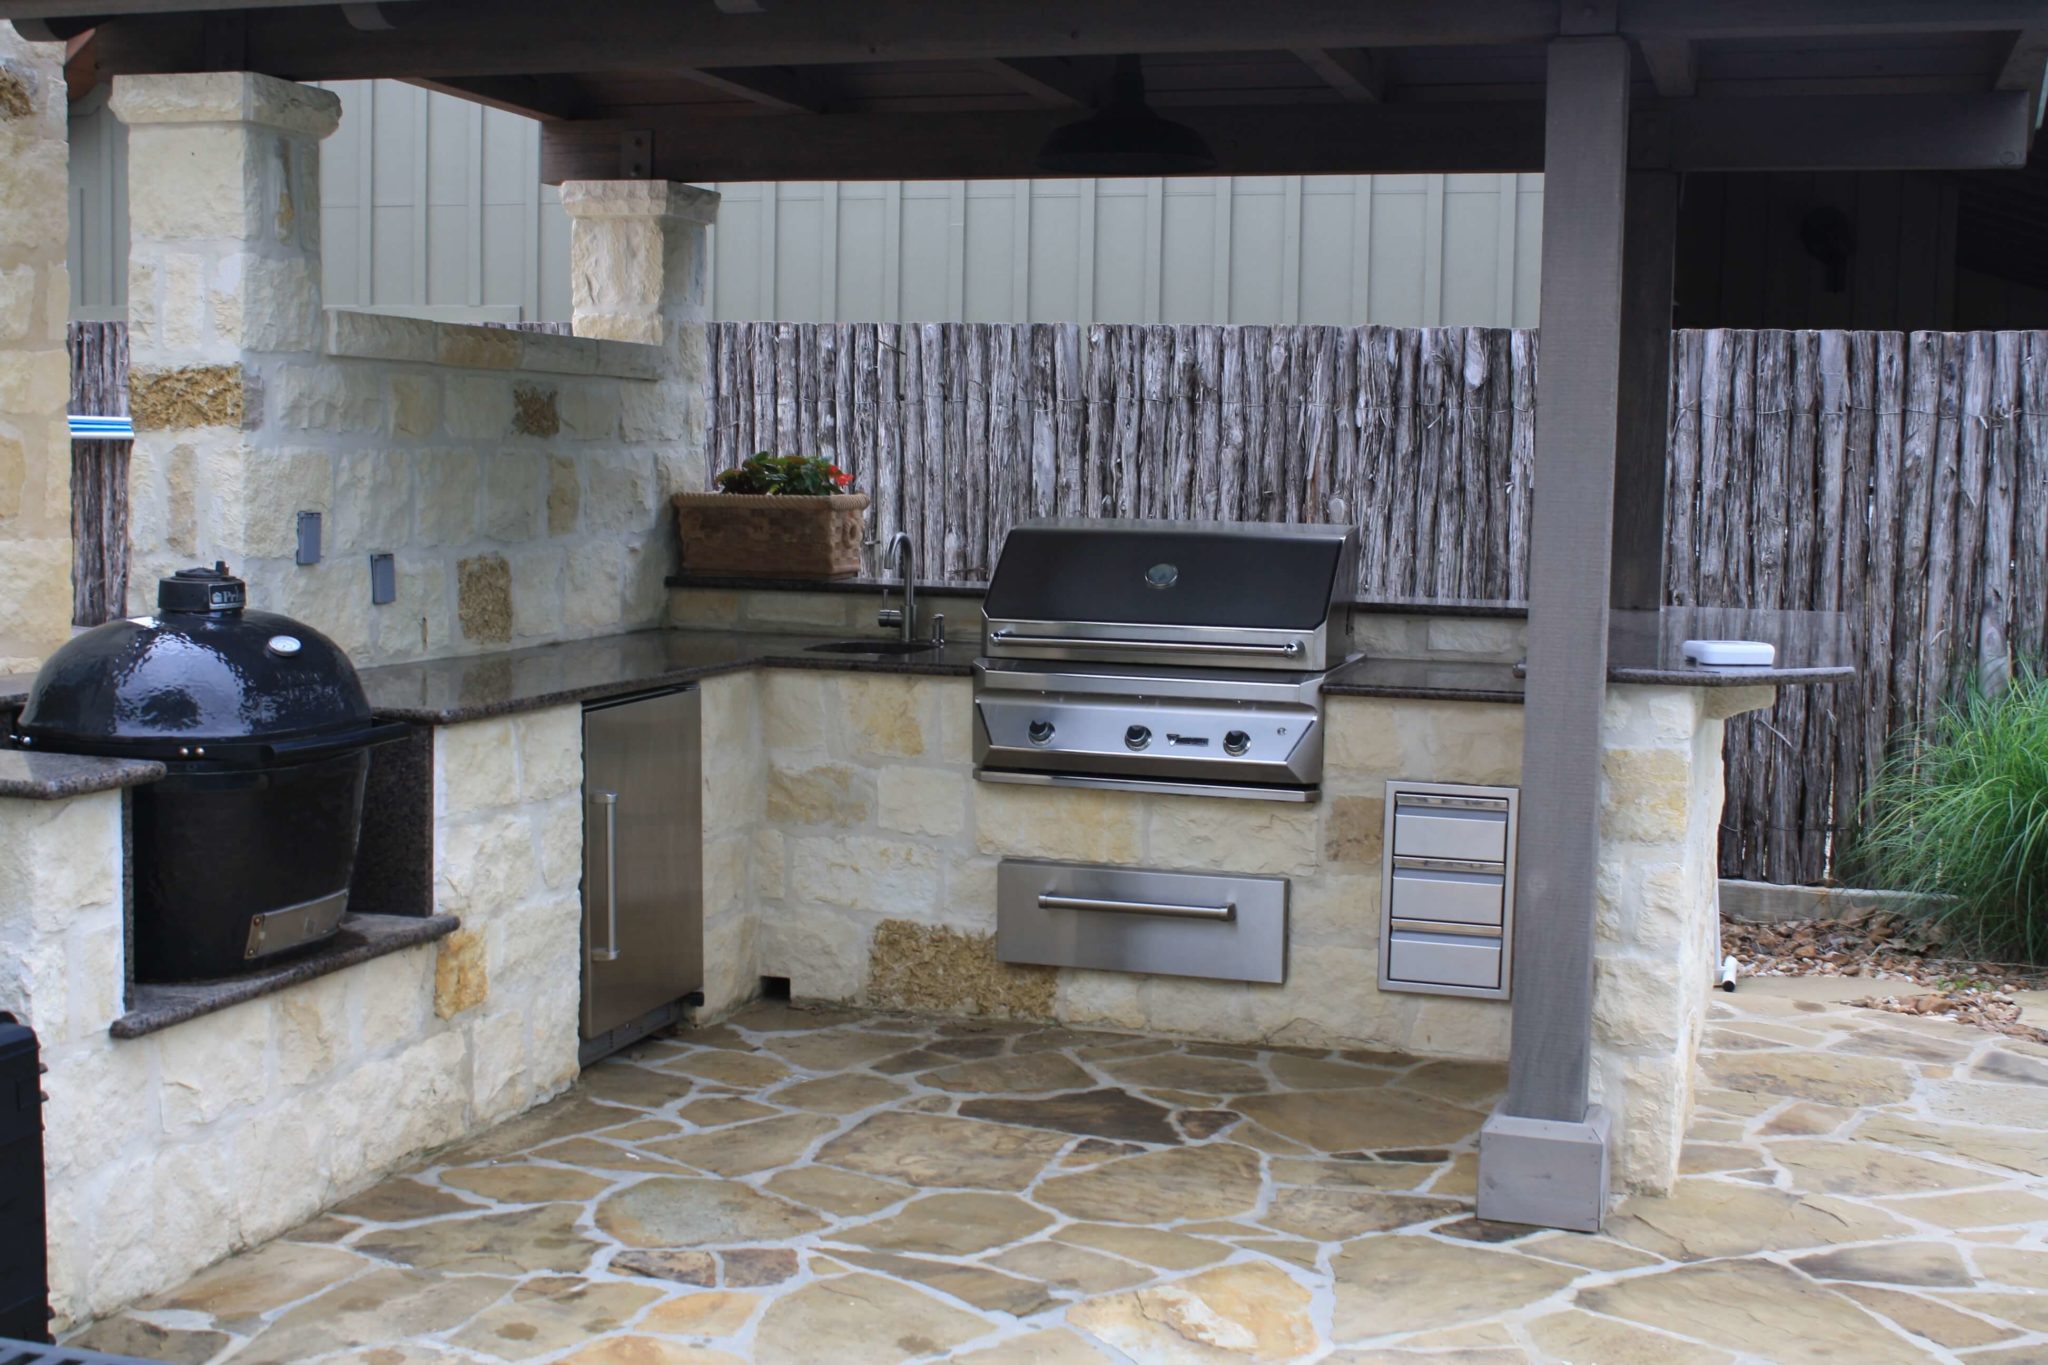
[226, 1105, 324, 1247]
[1323, 793, 1386, 867]
[700, 910, 759, 1019]
[1635, 861, 1698, 953]
[879, 766, 967, 838]
[1399, 702, 1524, 785]
[215, 253, 321, 353]
[390, 372, 441, 437]
[350, 944, 433, 1054]
[0, 794, 120, 934]
[1324, 698, 1404, 774]
[1612, 1054, 1691, 1192]
[768, 761, 875, 827]
[0, 265, 35, 344]
[120, 125, 258, 241]
[437, 717, 520, 814]
[434, 928, 489, 1019]
[1602, 688, 1700, 749]
[436, 810, 539, 918]
[109, 70, 341, 139]
[457, 553, 513, 644]
[866, 918, 1054, 1019]
[944, 855, 999, 927]
[0, 534, 71, 662]
[438, 325, 523, 371]
[1132, 974, 1256, 1043]
[1244, 945, 1405, 1048]
[536, 796, 583, 891]
[369, 1029, 471, 1166]
[1055, 968, 1147, 1031]
[274, 364, 381, 434]
[582, 449, 658, 534]
[556, 382, 622, 440]
[788, 834, 942, 915]
[671, 587, 742, 627]
[1426, 616, 1526, 661]
[40, 1038, 155, 1182]
[331, 448, 415, 551]
[444, 375, 512, 439]
[515, 706, 583, 800]
[415, 449, 483, 543]
[546, 455, 581, 535]
[63, 918, 124, 1043]
[515, 329, 601, 377]
[0, 346, 66, 415]
[1593, 954, 1687, 1049]
[564, 541, 625, 628]
[510, 546, 567, 638]
[326, 308, 437, 364]
[383, 553, 452, 660]
[1289, 871, 1380, 947]
[621, 537, 673, 628]
[274, 971, 347, 1088]
[762, 670, 832, 753]
[1702, 684, 1777, 721]
[835, 674, 930, 759]
[975, 784, 1141, 863]
[487, 892, 579, 994]
[239, 448, 336, 557]
[922, 678, 975, 763]
[740, 591, 853, 630]
[1350, 615, 1427, 660]
[619, 381, 689, 441]
[469, 1006, 532, 1121]
[753, 827, 787, 901]
[1602, 747, 1692, 844]
[1148, 798, 1320, 877]
[274, 559, 371, 657]
[1404, 992, 1513, 1060]
[758, 912, 869, 1002]
[159, 998, 273, 1131]
[129, 364, 247, 430]
[702, 831, 751, 926]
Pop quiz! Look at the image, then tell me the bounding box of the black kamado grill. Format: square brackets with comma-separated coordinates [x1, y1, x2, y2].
[10, 564, 406, 981]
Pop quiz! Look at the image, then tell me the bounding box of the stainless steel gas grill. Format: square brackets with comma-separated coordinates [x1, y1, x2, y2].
[973, 519, 1358, 802]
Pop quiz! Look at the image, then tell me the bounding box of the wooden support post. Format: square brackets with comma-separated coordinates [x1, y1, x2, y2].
[1610, 169, 1678, 610]
[1479, 34, 1631, 1234]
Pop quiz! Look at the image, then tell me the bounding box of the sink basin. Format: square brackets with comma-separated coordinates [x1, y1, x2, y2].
[804, 639, 941, 656]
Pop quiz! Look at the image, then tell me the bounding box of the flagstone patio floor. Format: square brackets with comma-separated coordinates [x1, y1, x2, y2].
[68, 983, 2048, 1364]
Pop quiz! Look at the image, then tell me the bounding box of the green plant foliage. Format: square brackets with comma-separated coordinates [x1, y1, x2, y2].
[713, 453, 854, 496]
[1845, 664, 2048, 964]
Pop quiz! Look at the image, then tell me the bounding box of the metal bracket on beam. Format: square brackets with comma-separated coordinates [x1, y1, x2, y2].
[619, 129, 653, 179]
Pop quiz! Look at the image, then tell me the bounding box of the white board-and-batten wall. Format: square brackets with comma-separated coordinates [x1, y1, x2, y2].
[68, 78, 1546, 328]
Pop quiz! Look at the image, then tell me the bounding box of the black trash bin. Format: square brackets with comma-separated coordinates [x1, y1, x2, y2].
[10, 564, 407, 981]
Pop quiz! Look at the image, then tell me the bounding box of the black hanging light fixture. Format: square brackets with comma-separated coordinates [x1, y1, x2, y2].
[1036, 54, 1216, 176]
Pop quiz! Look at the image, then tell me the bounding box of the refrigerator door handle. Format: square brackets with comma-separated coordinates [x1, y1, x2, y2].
[590, 789, 621, 962]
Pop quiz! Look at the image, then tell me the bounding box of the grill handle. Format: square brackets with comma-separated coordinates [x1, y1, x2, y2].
[990, 630, 1302, 659]
[1037, 892, 1237, 922]
[258, 720, 413, 762]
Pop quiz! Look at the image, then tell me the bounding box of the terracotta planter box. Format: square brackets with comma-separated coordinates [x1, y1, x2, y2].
[672, 491, 870, 579]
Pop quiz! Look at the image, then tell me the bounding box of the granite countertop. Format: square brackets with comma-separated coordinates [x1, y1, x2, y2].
[1324, 657, 1525, 702]
[1598, 606, 1856, 687]
[359, 628, 982, 725]
[0, 748, 165, 800]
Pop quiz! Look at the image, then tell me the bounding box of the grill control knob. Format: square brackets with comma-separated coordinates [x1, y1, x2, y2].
[1124, 724, 1152, 751]
[1028, 719, 1056, 746]
[1223, 729, 1252, 756]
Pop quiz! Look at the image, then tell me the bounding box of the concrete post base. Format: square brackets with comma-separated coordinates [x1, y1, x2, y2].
[1476, 1103, 1613, 1233]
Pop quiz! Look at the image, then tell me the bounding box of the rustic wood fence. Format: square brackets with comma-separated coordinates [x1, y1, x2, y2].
[68, 320, 129, 628]
[707, 321, 2048, 886]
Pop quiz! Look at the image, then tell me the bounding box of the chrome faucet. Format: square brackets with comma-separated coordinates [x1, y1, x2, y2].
[878, 532, 918, 643]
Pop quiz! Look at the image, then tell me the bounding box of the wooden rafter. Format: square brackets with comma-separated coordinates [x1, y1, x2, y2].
[978, 57, 1091, 110]
[1993, 28, 2048, 90]
[1636, 37, 1696, 97]
[1290, 47, 1385, 103]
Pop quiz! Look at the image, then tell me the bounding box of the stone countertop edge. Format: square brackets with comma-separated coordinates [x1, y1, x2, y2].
[1605, 663, 1858, 687]
[109, 913, 460, 1040]
[0, 749, 166, 800]
[667, 572, 1532, 618]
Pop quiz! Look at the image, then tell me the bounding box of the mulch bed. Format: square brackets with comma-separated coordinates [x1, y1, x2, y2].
[1721, 908, 2048, 1045]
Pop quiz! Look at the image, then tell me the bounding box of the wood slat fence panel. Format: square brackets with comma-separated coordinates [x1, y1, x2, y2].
[702, 321, 2048, 884]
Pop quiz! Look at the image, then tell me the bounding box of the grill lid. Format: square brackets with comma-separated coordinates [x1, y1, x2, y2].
[16, 562, 374, 757]
[983, 521, 1352, 631]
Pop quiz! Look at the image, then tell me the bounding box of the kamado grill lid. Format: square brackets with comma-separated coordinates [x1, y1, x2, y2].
[15, 562, 375, 759]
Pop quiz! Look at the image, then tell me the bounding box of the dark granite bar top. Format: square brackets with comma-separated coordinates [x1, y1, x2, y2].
[1325, 658, 1525, 702]
[359, 628, 979, 725]
[110, 913, 459, 1040]
[1600, 606, 1856, 687]
[0, 748, 164, 800]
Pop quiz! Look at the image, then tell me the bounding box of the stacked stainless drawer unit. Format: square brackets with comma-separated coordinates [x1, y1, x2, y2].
[1378, 781, 1519, 998]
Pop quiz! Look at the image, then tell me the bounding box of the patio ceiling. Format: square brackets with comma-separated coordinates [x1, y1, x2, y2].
[8, 0, 2045, 180]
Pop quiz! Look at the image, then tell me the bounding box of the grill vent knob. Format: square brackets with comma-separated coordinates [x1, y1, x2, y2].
[1223, 729, 1251, 756]
[1124, 725, 1152, 751]
[1028, 719, 1056, 745]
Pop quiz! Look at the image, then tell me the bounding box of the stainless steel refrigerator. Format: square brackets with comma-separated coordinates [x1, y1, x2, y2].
[580, 685, 702, 1063]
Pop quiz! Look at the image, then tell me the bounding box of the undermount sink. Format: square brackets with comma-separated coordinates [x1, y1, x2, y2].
[804, 639, 941, 656]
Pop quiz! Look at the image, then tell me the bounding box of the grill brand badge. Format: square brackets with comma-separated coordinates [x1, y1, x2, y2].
[1145, 562, 1179, 589]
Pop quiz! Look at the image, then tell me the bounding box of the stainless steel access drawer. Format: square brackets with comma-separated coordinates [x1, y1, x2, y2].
[1385, 929, 1503, 992]
[1392, 797, 1510, 863]
[996, 859, 1288, 984]
[1379, 781, 1518, 1000]
[1388, 862, 1506, 927]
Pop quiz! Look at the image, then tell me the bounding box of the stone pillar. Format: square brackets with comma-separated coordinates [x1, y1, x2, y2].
[559, 180, 719, 503]
[109, 72, 339, 615]
[0, 25, 73, 672]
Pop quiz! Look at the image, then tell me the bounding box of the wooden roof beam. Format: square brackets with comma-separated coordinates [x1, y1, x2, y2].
[1637, 37, 1695, 97]
[677, 65, 826, 113]
[1291, 47, 1385, 103]
[1993, 28, 2048, 91]
[407, 74, 589, 121]
[978, 57, 1092, 110]
[1620, 0, 2048, 40]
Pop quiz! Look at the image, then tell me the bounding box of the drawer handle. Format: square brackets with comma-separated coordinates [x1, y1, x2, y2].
[1037, 892, 1237, 922]
[1391, 917, 1502, 939]
[1394, 855, 1506, 875]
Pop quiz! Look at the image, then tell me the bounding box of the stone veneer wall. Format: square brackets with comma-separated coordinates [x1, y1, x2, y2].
[0, 25, 71, 671]
[728, 668, 1767, 1193]
[110, 72, 711, 666]
[0, 706, 589, 1325]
